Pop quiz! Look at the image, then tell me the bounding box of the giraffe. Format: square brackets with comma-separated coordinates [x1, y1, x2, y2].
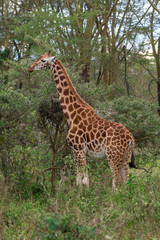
[26, 51, 135, 190]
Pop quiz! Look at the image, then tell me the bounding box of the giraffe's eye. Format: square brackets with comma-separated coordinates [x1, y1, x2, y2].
[41, 59, 46, 63]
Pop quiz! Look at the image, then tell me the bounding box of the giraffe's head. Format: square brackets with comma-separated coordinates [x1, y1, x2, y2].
[26, 51, 56, 72]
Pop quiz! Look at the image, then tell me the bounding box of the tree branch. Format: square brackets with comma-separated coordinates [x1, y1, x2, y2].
[148, 79, 156, 99]
[39, 113, 54, 147]
[9, 0, 31, 11]
[139, 62, 156, 80]
[147, 0, 160, 14]
[92, 0, 119, 44]
[116, 4, 152, 50]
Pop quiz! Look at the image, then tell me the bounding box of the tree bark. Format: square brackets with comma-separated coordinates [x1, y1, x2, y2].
[82, 63, 90, 83]
[51, 150, 58, 194]
[157, 37, 160, 116]
[123, 45, 130, 96]
[150, 2, 160, 116]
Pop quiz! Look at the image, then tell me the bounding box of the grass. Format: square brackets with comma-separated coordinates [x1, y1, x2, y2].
[0, 158, 160, 240]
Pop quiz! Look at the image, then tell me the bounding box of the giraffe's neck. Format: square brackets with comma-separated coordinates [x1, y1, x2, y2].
[50, 60, 94, 124]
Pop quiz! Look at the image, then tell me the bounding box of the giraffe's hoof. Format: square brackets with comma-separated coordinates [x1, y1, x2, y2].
[82, 177, 89, 187]
[76, 177, 89, 188]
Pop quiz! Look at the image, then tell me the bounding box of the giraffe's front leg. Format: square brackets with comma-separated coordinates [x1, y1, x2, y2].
[74, 150, 89, 188]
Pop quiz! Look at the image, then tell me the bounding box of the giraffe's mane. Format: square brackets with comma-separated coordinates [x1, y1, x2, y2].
[56, 59, 94, 111]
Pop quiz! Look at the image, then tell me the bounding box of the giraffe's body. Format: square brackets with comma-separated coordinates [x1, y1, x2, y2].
[27, 51, 135, 189]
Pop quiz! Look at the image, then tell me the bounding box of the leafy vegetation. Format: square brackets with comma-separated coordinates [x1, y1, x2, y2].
[1, 163, 160, 239]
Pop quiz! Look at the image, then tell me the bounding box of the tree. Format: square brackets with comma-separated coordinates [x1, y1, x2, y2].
[38, 97, 67, 194]
[143, 0, 160, 115]
[150, 2, 160, 115]
[0, 0, 153, 88]
[96, 0, 153, 87]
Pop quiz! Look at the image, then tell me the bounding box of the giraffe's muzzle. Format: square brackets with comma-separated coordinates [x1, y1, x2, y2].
[26, 67, 33, 72]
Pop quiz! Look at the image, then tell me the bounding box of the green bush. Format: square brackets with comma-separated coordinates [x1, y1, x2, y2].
[98, 96, 160, 149]
[36, 214, 96, 240]
[0, 86, 30, 131]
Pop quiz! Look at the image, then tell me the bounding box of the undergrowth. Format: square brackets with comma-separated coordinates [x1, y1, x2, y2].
[0, 158, 160, 240]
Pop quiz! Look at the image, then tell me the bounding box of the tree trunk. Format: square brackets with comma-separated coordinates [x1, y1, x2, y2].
[51, 116, 66, 195]
[51, 149, 58, 195]
[157, 37, 160, 116]
[101, 25, 109, 85]
[107, 54, 116, 99]
[157, 82, 160, 116]
[123, 45, 130, 96]
[82, 63, 90, 82]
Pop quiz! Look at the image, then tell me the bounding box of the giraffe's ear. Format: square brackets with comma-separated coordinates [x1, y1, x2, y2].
[50, 56, 57, 62]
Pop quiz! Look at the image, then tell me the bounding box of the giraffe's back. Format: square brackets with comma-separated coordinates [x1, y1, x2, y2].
[82, 115, 134, 159]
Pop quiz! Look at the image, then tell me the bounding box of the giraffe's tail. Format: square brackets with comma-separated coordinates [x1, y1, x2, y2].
[128, 140, 136, 168]
[129, 154, 136, 168]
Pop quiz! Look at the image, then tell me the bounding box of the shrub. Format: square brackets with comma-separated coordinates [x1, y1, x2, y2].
[35, 214, 96, 240]
[98, 96, 160, 149]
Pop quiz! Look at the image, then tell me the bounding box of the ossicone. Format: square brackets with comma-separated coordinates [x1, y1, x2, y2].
[45, 51, 51, 56]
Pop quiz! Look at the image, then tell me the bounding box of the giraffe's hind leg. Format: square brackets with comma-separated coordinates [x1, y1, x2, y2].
[120, 160, 129, 183]
[73, 150, 89, 187]
[106, 147, 124, 190]
[121, 150, 132, 184]
[106, 156, 123, 190]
